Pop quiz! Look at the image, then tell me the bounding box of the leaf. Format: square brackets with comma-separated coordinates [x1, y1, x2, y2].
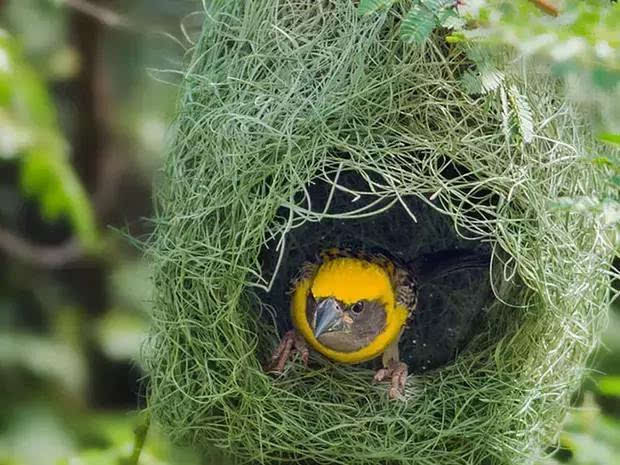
[479, 68, 505, 93]
[0, 110, 32, 159]
[462, 67, 505, 94]
[20, 141, 98, 248]
[400, 4, 438, 44]
[3, 405, 77, 465]
[423, 0, 456, 11]
[442, 12, 466, 30]
[95, 308, 147, 362]
[0, 33, 98, 248]
[357, 0, 396, 15]
[499, 85, 511, 140]
[590, 152, 620, 170]
[598, 376, 620, 397]
[507, 85, 534, 143]
[0, 331, 88, 397]
[599, 133, 620, 146]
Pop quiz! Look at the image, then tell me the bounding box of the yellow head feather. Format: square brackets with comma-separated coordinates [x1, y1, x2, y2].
[310, 257, 394, 307]
[291, 257, 409, 364]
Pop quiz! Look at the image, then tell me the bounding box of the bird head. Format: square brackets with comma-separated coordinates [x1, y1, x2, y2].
[310, 296, 389, 352]
[307, 257, 394, 353]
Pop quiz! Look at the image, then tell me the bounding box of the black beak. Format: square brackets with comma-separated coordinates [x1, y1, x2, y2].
[313, 298, 345, 339]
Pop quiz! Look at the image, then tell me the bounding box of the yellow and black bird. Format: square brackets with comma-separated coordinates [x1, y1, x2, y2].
[268, 248, 489, 399]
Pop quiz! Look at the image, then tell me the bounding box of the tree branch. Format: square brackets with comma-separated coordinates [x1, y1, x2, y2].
[529, 0, 559, 17]
[63, 0, 131, 29]
[126, 415, 150, 465]
[0, 227, 85, 268]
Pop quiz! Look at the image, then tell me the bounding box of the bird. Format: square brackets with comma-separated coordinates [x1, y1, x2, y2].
[267, 247, 489, 399]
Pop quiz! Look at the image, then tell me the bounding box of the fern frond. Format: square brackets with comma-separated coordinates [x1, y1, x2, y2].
[480, 68, 505, 93]
[462, 67, 505, 94]
[400, 1, 459, 44]
[508, 85, 534, 143]
[499, 85, 511, 141]
[401, 4, 438, 44]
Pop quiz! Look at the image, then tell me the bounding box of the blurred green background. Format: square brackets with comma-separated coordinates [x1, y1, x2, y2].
[0, 0, 204, 463]
[0, 1, 618, 464]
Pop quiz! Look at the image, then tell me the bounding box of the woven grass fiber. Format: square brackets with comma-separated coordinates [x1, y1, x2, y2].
[143, 1, 617, 464]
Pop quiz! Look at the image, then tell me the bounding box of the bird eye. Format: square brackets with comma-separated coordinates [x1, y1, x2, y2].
[350, 301, 364, 315]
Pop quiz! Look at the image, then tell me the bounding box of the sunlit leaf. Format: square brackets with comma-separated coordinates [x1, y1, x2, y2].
[598, 376, 620, 397]
[0, 34, 98, 248]
[95, 308, 147, 361]
[0, 110, 32, 159]
[599, 133, 620, 146]
[558, 393, 620, 465]
[20, 142, 98, 247]
[0, 331, 87, 397]
[442, 13, 466, 30]
[590, 153, 620, 170]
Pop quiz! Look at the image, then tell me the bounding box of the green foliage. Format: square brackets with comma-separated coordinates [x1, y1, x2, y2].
[401, 1, 456, 43]
[600, 133, 620, 146]
[357, 0, 457, 44]
[507, 84, 534, 143]
[0, 330, 88, 397]
[461, 66, 505, 94]
[1, 407, 201, 465]
[555, 394, 620, 465]
[598, 376, 620, 397]
[552, 132, 620, 244]
[0, 1, 204, 464]
[401, 3, 438, 43]
[0, 31, 97, 248]
[460, 47, 535, 144]
[459, 1, 620, 86]
[359, 1, 619, 132]
[95, 309, 147, 362]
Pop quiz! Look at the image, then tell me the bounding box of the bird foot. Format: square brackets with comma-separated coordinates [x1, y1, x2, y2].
[373, 360, 408, 400]
[266, 329, 309, 374]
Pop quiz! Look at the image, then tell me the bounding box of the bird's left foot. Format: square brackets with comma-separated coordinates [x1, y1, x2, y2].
[374, 360, 408, 400]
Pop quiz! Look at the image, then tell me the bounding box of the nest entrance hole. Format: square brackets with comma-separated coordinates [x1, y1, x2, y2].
[258, 169, 495, 373]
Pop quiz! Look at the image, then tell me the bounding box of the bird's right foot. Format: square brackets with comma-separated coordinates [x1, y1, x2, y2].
[266, 329, 309, 374]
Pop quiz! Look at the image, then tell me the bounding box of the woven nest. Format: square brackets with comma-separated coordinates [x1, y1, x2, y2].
[143, 1, 616, 464]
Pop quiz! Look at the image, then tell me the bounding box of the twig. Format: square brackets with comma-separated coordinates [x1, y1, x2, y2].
[127, 414, 150, 465]
[63, 0, 131, 29]
[528, 0, 559, 17]
[0, 227, 85, 268]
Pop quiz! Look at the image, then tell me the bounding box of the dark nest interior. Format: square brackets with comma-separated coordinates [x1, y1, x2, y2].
[258, 169, 494, 374]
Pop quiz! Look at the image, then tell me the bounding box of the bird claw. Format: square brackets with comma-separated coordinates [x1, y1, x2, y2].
[373, 360, 408, 400]
[266, 329, 309, 374]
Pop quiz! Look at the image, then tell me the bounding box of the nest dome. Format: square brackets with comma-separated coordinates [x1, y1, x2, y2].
[144, 1, 615, 464]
